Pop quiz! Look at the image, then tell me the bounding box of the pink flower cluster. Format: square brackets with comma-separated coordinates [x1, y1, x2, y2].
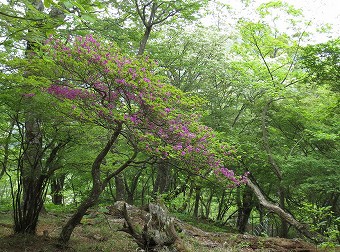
[43, 35, 246, 185]
[47, 85, 90, 100]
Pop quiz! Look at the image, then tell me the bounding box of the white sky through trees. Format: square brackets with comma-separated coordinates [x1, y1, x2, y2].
[276, 0, 339, 39]
[0, 0, 338, 42]
[220, 0, 340, 43]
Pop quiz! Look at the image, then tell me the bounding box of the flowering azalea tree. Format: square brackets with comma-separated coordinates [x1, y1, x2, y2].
[42, 35, 245, 243]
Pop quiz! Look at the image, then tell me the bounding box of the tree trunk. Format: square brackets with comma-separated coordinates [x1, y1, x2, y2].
[201, 189, 213, 219]
[59, 125, 139, 244]
[246, 178, 324, 243]
[261, 101, 288, 237]
[193, 187, 201, 219]
[12, 0, 66, 235]
[14, 114, 46, 234]
[237, 187, 253, 233]
[114, 173, 125, 201]
[125, 166, 145, 204]
[51, 174, 65, 205]
[217, 189, 226, 221]
[15, 6, 45, 228]
[59, 188, 101, 243]
[58, 129, 121, 244]
[141, 172, 153, 206]
[279, 187, 288, 237]
[153, 159, 171, 196]
[138, 26, 152, 56]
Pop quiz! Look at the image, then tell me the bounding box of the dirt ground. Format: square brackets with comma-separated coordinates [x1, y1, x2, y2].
[0, 209, 336, 252]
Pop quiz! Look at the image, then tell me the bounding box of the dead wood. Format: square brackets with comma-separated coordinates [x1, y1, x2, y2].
[116, 201, 186, 252]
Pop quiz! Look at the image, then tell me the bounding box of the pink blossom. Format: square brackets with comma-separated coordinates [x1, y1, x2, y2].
[173, 144, 183, 150]
[43, 35, 243, 186]
[23, 93, 35, 98]
[143, 77, 151, 83]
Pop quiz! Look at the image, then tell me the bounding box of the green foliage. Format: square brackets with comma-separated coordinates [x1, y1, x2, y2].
[0, 0, 339, 246]
[173, 212, 234, 233]
[300, 38, 340, 92]
[299, 203, 340, 248]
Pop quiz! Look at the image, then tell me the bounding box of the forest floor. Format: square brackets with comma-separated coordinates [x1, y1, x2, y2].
[0, 208, 336, 252]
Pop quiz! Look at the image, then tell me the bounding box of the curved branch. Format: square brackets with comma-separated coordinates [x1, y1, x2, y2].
[0, 11, 44, 21]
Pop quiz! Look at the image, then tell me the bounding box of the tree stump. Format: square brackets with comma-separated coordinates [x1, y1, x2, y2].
[114, 201, 185, 252]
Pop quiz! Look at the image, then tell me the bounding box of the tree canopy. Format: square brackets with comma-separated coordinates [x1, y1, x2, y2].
[0, 0, 339, 249]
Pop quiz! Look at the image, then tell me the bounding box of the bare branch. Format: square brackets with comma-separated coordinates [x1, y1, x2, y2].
[251, 34, 275, 83]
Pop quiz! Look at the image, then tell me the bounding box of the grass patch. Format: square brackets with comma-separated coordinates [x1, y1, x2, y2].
[0, 210, 138, 252]
[173, 212, 237, 233]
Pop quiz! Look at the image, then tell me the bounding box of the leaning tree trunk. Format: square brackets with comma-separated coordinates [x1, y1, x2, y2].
[246, 178, 325, 243]
[59, 124, 138, 244]
[58, 129, 121, 244]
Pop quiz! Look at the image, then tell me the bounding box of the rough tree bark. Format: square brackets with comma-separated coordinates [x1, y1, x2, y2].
[119, 201, 186, 251]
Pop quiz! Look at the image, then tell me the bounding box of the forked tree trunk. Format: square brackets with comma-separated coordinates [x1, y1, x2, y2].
[58, 128, 122, 244]
[15, 115, 44, 234]
[15, 0, 45, 233]
[12, 0, 66, 235]
[59, 124, 138, 244]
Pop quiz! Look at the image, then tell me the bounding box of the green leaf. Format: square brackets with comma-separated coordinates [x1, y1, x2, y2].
[43, 0, 52, 8]
[63, 1, 73, 9]
[81, 14, 95, 23]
